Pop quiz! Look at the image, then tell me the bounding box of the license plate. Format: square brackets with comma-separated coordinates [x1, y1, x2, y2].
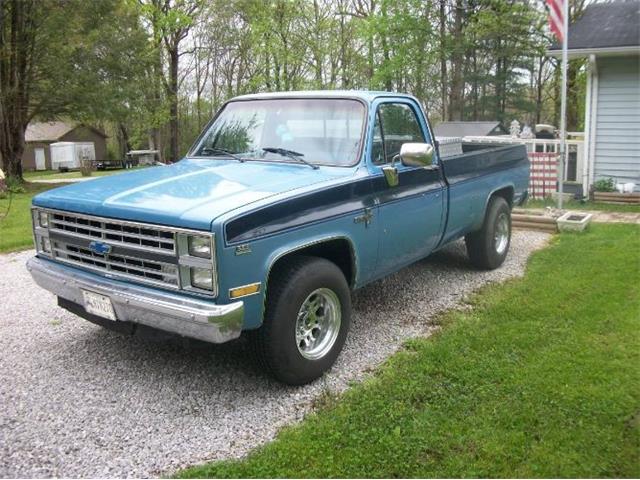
[82, 290, 116, 321]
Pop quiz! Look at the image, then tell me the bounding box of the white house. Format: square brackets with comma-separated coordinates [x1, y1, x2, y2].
[549, 0, 640, 193]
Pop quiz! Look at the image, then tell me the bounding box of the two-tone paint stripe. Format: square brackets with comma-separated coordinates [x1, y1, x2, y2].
[225, 144, 528, 245]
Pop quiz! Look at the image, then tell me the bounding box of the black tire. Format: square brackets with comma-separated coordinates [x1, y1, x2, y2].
[248, 255, 351, 385]
[465, 196, 511, 270]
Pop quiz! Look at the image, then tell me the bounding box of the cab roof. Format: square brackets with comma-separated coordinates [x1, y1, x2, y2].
[230, 90, 417, 104]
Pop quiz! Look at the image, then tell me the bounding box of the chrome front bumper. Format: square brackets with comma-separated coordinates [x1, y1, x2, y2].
[26, 256, 243, 343]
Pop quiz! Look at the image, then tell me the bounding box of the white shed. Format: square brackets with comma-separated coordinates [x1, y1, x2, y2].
[50, 142, 96, 170]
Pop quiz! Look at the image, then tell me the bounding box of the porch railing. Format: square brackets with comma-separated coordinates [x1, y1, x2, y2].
[461, 135, 586, 199]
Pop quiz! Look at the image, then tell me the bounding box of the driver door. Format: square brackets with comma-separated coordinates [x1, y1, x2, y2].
[372, 101, 445, 275]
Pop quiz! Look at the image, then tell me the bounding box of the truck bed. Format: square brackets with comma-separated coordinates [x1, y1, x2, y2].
[439, 142, 529, 245]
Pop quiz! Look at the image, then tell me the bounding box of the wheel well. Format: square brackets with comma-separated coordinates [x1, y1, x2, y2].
[491, 186, 515, 208]
[269, 239, 355, 289]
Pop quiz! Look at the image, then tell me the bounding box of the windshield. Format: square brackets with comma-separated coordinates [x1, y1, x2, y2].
[191, 98, 366, 167]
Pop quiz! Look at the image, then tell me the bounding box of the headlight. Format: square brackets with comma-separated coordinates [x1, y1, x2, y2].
[188, 235, 211, 258]
[38, 210, 49, 228]
[190, 267, 213, 290]
[177, 232, 217, 296]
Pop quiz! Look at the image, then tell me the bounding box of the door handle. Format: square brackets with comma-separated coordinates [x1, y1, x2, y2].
[354, 208, 373, 227]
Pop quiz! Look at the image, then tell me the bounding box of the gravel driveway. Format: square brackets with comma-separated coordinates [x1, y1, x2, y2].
[0, 232, 549, 478]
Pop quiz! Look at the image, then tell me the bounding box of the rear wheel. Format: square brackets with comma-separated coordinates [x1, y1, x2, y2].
[465, 196, 511, 270]
[249, 256, 351, 385]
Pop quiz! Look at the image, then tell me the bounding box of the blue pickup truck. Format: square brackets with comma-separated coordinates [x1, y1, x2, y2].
[28, 91, 529, 385]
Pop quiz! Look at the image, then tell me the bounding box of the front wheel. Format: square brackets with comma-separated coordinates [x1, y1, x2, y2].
[465, 196, 511, 270]
[248, 256, 351, 385]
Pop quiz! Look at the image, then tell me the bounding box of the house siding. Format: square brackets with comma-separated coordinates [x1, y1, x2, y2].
[16, 124, 108, 171]
[60, 126, 107, 162]
[594, 55, 640, 189]
[22, 142, 53, 170]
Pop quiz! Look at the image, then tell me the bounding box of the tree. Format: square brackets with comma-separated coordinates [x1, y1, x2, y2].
[1, 0, 574, 174]
[0, 0, 37, 179]
[448, 0, 465, 120]
[0, 0, 152, 180]
[140, 0, 203, 162]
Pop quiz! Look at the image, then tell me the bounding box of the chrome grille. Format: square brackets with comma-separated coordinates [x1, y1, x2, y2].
[52, 241, 179, 289]
[33, 208, 218, 297]
[49, 212, 175, 253]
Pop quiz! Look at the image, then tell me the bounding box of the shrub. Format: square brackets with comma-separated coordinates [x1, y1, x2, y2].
[79, 158, 94, 177]
[5, 176, 26, 194]
[593, 177, 615, 192]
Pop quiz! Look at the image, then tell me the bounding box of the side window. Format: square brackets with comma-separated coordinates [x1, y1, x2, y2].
[374, 103, 426, 164]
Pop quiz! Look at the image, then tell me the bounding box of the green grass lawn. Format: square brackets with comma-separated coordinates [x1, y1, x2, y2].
[0, 183, 70, 253]
[23, 166, 148, 181]
[524, 198, 640, 213]
[1, 167, 152, 253]
[178, 224, 640, 478]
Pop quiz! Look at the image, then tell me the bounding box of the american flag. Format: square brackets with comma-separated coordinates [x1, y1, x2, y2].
[546, 0, 566, 42]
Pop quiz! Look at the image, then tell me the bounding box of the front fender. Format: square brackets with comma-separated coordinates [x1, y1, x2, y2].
[265, 234, 358, 286]
[216, 221, 366, 330]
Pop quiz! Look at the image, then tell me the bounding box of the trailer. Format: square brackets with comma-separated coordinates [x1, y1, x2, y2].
[50, 142, 95, 170]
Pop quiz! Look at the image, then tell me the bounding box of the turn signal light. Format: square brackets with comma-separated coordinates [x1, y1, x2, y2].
[229, 282, 261, 299]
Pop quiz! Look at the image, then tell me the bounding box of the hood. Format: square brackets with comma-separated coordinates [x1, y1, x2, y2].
[33, 159, 354, 230]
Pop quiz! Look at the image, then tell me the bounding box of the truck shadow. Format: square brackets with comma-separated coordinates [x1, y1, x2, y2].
[352, 239, 473, 315]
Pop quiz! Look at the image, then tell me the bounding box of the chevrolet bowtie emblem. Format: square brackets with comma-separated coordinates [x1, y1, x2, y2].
[89, 241, 112, 256]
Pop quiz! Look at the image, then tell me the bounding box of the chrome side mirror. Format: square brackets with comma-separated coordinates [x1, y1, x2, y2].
[399, 143, 436, 169]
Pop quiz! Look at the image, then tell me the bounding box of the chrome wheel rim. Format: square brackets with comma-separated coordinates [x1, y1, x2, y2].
[295, 288, 341, 360]
[494, 212, 510, 255]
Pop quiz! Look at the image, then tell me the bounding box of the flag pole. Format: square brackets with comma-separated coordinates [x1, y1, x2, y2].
[557, 0, 569, 210]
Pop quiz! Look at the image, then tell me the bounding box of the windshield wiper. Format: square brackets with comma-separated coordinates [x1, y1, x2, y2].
[262, 147, 319, 170]
[198, 147, 246, 163]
